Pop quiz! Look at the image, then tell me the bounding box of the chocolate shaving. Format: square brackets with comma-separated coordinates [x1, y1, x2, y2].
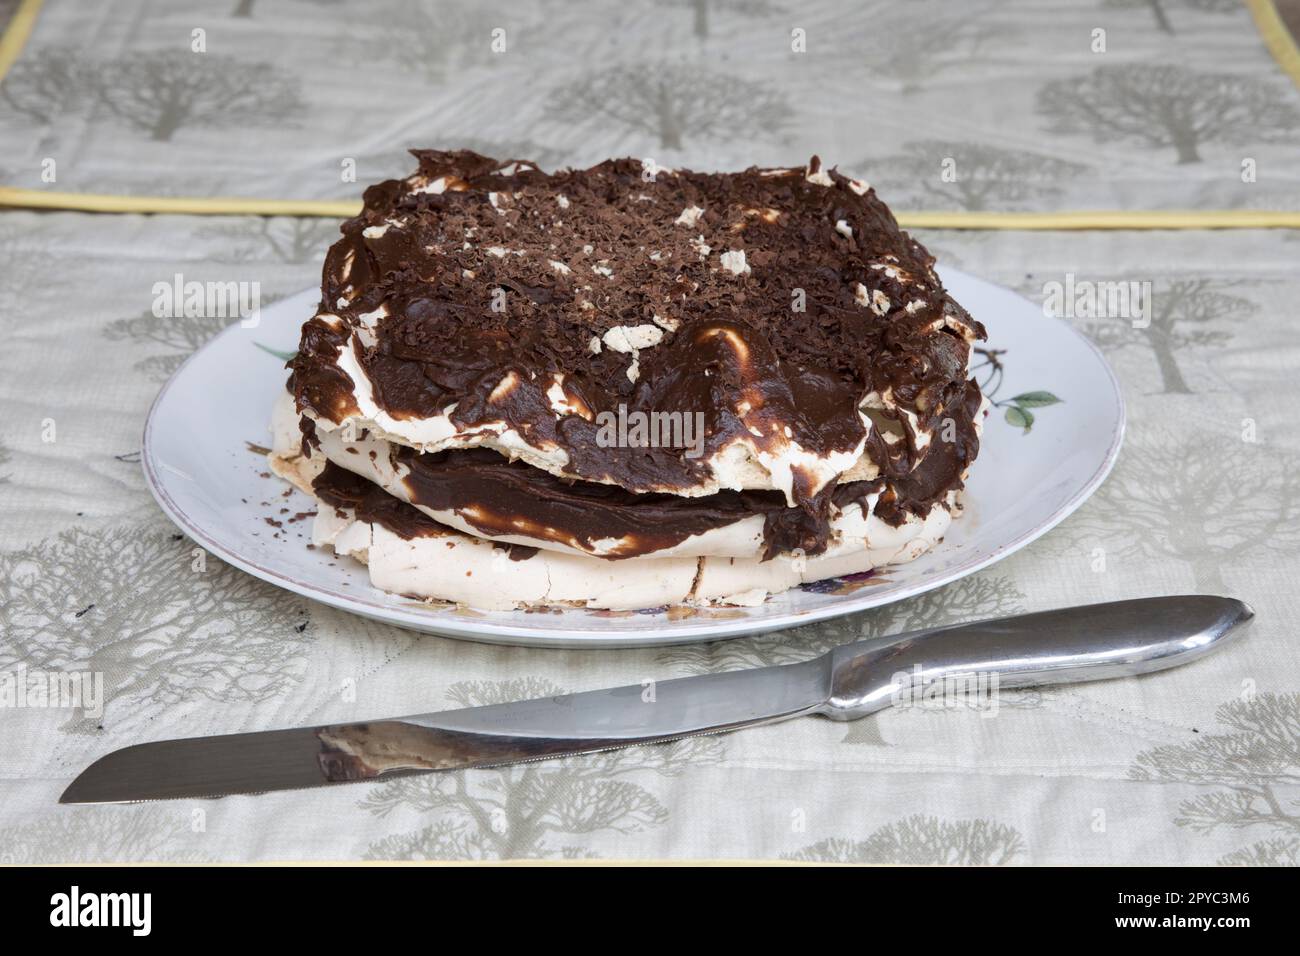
[290, 151, 986, 512]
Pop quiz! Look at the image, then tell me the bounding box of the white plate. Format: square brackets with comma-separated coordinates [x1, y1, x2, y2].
[142, 268, 1123, 648]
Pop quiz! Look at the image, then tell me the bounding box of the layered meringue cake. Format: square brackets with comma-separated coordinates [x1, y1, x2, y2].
[269, 150, 988, 610]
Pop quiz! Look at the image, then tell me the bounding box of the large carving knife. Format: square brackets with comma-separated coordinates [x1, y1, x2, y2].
[60, 596, 1253, 804]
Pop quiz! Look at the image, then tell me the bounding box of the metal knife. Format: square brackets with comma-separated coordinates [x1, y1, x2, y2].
[60, 595, 1253, 804]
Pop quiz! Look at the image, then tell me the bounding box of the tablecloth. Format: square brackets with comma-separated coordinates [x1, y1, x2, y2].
[1, 0, 1298, 864]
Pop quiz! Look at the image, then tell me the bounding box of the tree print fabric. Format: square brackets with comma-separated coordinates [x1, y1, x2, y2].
[0, 0, 1297, 863]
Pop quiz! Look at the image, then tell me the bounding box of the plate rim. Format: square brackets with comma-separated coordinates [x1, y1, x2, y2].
[141, 274, 1125, 648]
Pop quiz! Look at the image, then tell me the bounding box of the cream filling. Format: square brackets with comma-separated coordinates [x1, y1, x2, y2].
[308, 483, 955, 611]
[306, 315, 970, 504]
[279, 392, 936, 561]
[270, 405, 960, 611]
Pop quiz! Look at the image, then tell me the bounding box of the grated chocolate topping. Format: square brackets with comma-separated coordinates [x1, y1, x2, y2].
[291, 150, 986, 518]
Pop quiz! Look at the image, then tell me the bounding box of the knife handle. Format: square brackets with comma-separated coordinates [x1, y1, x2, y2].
[819, 596, 1253, 721]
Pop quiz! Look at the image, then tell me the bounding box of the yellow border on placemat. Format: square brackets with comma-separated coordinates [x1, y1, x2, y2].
[3, 186, 1300, 229]
[0, 185, 362, 218]
[1, 0, 1299, 228]
[1248, 0, 1300, 90]
[0, 0, 41, 83]
[897, 209, 1300, 230]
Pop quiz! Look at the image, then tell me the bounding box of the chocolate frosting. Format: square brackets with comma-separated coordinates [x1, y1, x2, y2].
[307, 388, 982, 561]
[312, 460, 446, 541]
[395, 444, 845, 560]
[290, 151, 986, 509]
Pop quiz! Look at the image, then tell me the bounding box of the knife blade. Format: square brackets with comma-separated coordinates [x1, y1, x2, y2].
[60, 595, 1253, 804]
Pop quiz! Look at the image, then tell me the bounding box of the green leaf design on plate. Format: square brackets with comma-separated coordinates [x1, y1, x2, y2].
[1008, 391, 1061, 408]
[1004, 406, 1034, 431]
[255, 342, 297, 362]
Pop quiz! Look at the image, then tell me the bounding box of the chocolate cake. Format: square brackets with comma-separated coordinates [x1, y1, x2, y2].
[272, 150, 988, 610]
